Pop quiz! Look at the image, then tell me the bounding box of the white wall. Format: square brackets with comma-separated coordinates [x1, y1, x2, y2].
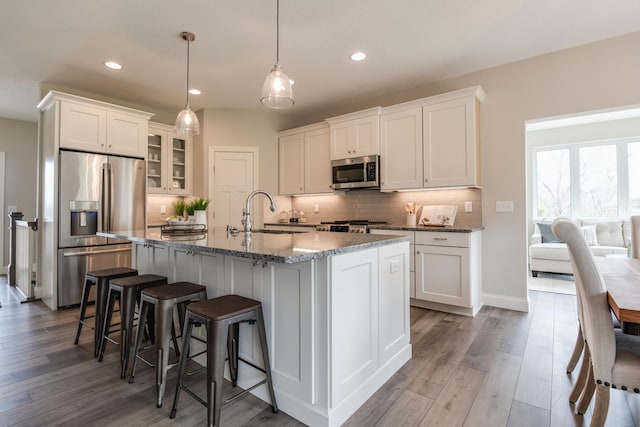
[289, 31, 640, 311]
[0, 118, 38, 268]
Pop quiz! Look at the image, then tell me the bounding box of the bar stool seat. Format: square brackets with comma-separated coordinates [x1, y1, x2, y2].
[170, 294, 278, 426]
[74, 267, 138, 356]
[98, 273, 168, 379]
[129, 282, 208, 408]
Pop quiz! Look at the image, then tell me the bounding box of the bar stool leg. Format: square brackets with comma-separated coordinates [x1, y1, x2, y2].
[227, 322, 239, 387]
[155, 298, 175, 408]
[119, 286, 138, 379]
[208, 320, 228, 427]
[256, 308, 278, 413]
[170, 315, 196, 419]
[98, 289, 118, 362]
[74, 276, 93, 345]
[93, 278, 108, 357]
[128, 299, 151, 384]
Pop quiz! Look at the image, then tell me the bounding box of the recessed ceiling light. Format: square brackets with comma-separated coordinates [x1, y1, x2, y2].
[188, 89, 201, 95]
[104, 61, 122, 70]
[350, 51, 366, 61]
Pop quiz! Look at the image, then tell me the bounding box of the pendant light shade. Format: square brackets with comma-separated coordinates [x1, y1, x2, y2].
[175, 32, 200, 135]
[260, 0, 294, 109]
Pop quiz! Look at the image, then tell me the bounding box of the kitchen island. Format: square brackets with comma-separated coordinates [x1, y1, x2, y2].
[98, 228, 411, 427]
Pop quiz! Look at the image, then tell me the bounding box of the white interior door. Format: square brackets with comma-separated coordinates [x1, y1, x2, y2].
[210, 148, 257, 229]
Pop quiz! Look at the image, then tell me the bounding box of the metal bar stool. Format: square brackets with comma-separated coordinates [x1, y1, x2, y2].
[128, 282, 208, 408]
[170, 294, 278, 427]
[74, 267, 138, 356]
[98, 273, 167, 378]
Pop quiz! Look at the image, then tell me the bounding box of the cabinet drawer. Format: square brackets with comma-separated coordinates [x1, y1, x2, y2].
[415, 231, 469, 247]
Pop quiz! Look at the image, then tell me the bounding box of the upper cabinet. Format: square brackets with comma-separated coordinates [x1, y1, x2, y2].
[146, 122, 192, 195]
[279, 122, 332, 195]
[380, 86, 485, 191]
[326, 107, 381, 160]
[39, 91, 153, 158]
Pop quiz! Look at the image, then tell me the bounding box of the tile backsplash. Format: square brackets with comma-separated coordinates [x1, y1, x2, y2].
[289, 188, 482, 228]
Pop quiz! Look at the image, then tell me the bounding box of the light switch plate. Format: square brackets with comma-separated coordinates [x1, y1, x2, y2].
[160, 205, 166, 214]
[464, 201, 473, 213]
[496, 201, 514, 212]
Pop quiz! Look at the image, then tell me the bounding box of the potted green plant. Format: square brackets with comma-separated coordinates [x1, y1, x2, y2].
[173, 200, 186, 219]
[190, 198, 210, 227]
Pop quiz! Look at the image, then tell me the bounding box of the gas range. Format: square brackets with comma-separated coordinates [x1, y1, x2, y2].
[316, 220, 388, 233]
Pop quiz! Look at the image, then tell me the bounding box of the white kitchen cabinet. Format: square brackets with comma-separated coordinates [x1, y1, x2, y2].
[278, 122, 331, 195]
[132, 241, 169, 277]
[423, 95, 479, 187]
[326, 107, 381, 160]
[168, 246, 225, 297]
[53, 93, 152, 158]
[379, 86, 485, 191]
[369, 229, 415, 298]
[414, 230, 482, 316]
[147, 122, 192, 195]
[380, 107, 423, 190]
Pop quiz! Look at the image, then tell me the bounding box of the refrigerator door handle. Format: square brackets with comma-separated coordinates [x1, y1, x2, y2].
[102, 162, 112, 231]
[62, 247, 132, 257]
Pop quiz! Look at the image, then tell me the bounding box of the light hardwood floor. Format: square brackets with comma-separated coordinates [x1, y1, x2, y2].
[1, 277, 638, 426]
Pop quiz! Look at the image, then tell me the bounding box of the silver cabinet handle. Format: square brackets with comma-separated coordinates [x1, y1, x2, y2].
[63, 247, 131, 257]
[434, 237, 448, 241]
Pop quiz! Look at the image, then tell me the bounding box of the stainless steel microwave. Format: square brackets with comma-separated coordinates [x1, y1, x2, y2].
[331, 155, 379, 190]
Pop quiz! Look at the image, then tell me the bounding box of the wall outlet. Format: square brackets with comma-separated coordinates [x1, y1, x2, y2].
[464, 201, 473, 213]
[496, 201, 514, 212]
[314, 204, 320, 213]
[160, 204, 166, 214]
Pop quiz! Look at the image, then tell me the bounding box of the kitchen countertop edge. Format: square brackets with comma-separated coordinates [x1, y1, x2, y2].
[100, 229, 410, 264]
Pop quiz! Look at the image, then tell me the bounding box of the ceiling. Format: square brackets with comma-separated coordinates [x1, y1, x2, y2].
[2, 0, 640, 124]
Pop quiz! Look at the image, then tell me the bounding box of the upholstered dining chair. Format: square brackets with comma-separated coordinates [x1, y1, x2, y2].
[631, 216, 640, 259]
[552, 218, 640, 426]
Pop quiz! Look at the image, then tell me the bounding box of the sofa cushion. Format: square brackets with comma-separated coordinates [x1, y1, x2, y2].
[537, 222, 562, 243]
[582, 219, 624, 247]
[530, 243, 571, 261]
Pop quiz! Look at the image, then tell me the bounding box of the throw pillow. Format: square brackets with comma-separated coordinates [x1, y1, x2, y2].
[538, 222, 562, 243]
[581, 225, 599, 246]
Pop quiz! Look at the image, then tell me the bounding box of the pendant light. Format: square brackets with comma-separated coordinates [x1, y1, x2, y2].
[260, 0, 294, 109]
[175, 31, 200, 135]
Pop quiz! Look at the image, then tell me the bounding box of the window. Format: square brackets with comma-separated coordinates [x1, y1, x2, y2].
[533, 140, 639, 218]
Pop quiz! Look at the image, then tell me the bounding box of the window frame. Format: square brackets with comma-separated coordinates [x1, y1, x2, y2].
[531, 137, 637, 219]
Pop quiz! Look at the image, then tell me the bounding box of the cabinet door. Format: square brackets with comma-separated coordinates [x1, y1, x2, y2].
[330, 121, 351, 159]
[167, 133, 191, 195]
[279, 133, 305, 195]
[106, 111, 147, 158]
[380, 107, 423, 190]
[169, 246, 199, 283]
[415, 244, 470, 307]
[304, 127, 332, 194]
[423, 97, 477, 187]
[146, 130, 166, 192]
[59, 101, 106, 151]
[352, 115, 379, 157]
[330, 248, 379, 405]
[132, 242, 152, 274]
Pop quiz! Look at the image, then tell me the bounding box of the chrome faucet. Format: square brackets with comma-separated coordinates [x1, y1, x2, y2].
[242, 190, 277, 233]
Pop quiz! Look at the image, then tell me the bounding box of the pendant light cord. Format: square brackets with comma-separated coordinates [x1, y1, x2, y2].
[185, 38, 191, 106]
[276, 0, 280, 64]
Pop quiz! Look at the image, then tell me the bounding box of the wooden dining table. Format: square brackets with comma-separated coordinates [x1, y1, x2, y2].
[596, 256, 640, 335]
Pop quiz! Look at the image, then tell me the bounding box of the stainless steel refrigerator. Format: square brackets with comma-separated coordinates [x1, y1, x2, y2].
[57, 149, 146, 307]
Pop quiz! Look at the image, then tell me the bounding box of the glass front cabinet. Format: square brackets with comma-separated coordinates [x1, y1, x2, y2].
[146, 122, 192, 195]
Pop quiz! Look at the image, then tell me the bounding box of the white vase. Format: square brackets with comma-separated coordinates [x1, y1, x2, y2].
[194, 210, 207, 228]
[406, 213, 416, 227]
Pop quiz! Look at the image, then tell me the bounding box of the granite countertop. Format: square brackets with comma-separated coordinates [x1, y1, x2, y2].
[264, 222, 483, 233]
[99, 227, 409, 264]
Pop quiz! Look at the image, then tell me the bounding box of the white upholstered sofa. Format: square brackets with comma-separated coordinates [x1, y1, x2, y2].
[529, 218, 631, 276]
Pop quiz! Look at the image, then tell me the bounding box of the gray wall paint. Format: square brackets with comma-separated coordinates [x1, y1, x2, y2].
[0, 117, 38, 267]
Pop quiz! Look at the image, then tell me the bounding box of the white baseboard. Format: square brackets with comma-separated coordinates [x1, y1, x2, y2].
[483, 292, 530, 312]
